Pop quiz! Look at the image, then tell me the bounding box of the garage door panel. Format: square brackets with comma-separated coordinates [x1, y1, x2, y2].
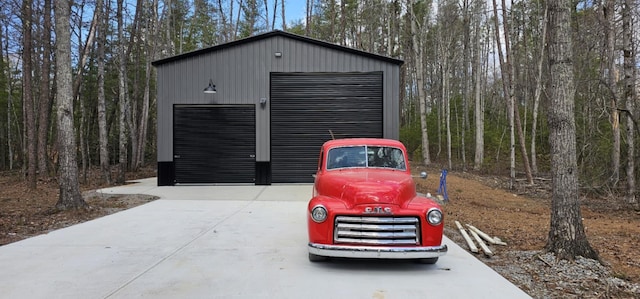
[174, 106, 255, 184]
[271, 97, 382, 105]
[270, 124, 381, 135]
[271, 72, 382, 183]
[272, 109, 381, 118]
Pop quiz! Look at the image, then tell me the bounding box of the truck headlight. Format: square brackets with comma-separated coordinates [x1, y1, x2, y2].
[311, 205, 328, 223]
[427, 208, 443, 225]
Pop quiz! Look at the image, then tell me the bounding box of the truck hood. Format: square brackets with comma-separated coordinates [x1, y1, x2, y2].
[316, 170, 416, 207]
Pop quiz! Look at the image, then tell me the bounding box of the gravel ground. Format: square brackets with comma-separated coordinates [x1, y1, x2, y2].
[488, 251, 640, 298]
[445, 227, 640, 299]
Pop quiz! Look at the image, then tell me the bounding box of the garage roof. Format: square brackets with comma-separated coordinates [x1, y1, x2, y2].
[152, 30, 404, 66]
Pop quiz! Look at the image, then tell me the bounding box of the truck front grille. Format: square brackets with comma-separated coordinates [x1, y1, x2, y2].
[334, 216, 420, 245]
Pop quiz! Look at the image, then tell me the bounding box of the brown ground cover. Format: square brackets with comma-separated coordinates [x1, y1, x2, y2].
[0, 168, 157, 246]
[1, 167, 638, 298]
[414, 166, 640, 298]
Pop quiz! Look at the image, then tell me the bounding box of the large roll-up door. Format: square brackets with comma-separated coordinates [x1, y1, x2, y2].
[270, 72, 383, 183]
[174, 105, 255, 184]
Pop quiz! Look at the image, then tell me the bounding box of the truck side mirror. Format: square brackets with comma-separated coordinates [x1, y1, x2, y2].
[413, 171, 428, 179]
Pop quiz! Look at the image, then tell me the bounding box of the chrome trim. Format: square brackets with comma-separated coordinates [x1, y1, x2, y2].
[336, 223, 417, 231]
[336, 216, 419, 224]
[308, 243, 448, 259]
[334, 216, 420, 245]
[336, 231, 417, 239]
[334, 238, 419, 245]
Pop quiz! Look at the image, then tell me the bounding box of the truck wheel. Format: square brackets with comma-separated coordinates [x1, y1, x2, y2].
[308, 253, 327, 262]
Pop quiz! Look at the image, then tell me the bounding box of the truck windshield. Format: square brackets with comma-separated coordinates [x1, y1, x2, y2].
[326, 145, 406, 171]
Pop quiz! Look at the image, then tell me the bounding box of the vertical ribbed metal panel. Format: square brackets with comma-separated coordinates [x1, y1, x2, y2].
[270, 72, 383, 183]
[173, 106, 255, 184]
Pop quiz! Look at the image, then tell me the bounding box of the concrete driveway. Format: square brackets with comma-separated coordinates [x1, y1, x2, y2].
[0, 179, 530, 298]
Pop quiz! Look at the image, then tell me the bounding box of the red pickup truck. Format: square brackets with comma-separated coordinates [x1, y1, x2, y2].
[307, 138, 447, 263]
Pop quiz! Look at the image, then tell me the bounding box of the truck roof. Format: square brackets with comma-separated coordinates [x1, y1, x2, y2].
[322, 138, 405, 149]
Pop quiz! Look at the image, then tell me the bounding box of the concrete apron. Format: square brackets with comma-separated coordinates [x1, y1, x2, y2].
[0, 179, 530, 299]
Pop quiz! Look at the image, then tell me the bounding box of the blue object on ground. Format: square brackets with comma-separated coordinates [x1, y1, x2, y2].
[437, 169, 449, 202]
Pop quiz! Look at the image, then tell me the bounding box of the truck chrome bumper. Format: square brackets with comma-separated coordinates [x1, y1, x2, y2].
[308, 243, 447, 259]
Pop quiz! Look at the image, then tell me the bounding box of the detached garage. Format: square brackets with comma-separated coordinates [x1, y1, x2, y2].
[152, 30, 403, 186]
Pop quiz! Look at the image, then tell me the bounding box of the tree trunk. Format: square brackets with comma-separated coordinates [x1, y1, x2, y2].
[117, 0, 128, 184]
[137, 0, 160, 170]
[622, 0, 637, 209]
[166, 0, 175, 52]
[545, 0, 597, 260]
[306, 0, 312, 35]
[96, 0, 111, 184]
[493, 0, 534, 187]
[503, 0, 533, 185]
[473, 4, 484, 170]
[233, 0, 242, 40]
[2, 26, 15, 170]
[339, 0, 346, 45]
[445, 66, 452, 171]
[461, 0, 471, 170]
[530, 6, 547, 175]
[263, 0, 270, 30]
[54, 0, 87, 210]
[79, 87, 87, 183]
[409, 0, 430, 166]
[22, 0, 37, 189]
[491, 0, 515, 188]
[37, 0, 52, 177]
[604, 0, 620, 187]
[271, 0, 277, 31]
[72, 6, 98, 102]
[127, 0, 142, 171]
[281, 0, 286, 30]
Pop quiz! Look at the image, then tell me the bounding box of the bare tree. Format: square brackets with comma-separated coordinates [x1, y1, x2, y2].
[72, 3, 98, 102]
[117, 0, 128, 184]
[136, 0, 160, 170]
[96, 0, 110, 184]
[545, 0, 597, 260]
[306, 0, 313, 35]
[281, 0, 286, 30]
[262, 0, 270, 30]
[271, 0, 277, 30]
[409, 0, 430, 166]
[622, 0, 637, 209]
[37, 0, 52, 177]
[530, 5, 547, 175]
[492, 0, 533, 186]
[461, 0, 471, 170]
[603, 0, 620, 186]
[2, 24, 15, 170]
[491, 0, 515, 186]
[54, 0, 86, 210]
[234, 0, 242, 39]
[22, 0, 36, 189]
[127, 0, 142, 171]
[473, 0, 486, 171]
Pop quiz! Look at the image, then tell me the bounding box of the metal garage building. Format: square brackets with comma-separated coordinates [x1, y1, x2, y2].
[152, 30, 403, 186]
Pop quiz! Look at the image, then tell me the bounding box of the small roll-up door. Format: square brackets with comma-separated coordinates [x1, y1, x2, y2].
[270, 72, 383, 183]
[173, 105, 255, 184]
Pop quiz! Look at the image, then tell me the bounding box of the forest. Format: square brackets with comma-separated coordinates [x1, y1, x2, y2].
[0, 0, 638, 214]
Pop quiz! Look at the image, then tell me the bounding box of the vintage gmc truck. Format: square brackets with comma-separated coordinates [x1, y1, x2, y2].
[307, 138, 447, 263]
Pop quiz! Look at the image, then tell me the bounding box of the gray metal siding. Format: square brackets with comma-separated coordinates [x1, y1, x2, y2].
[156, 35, 400, 163]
